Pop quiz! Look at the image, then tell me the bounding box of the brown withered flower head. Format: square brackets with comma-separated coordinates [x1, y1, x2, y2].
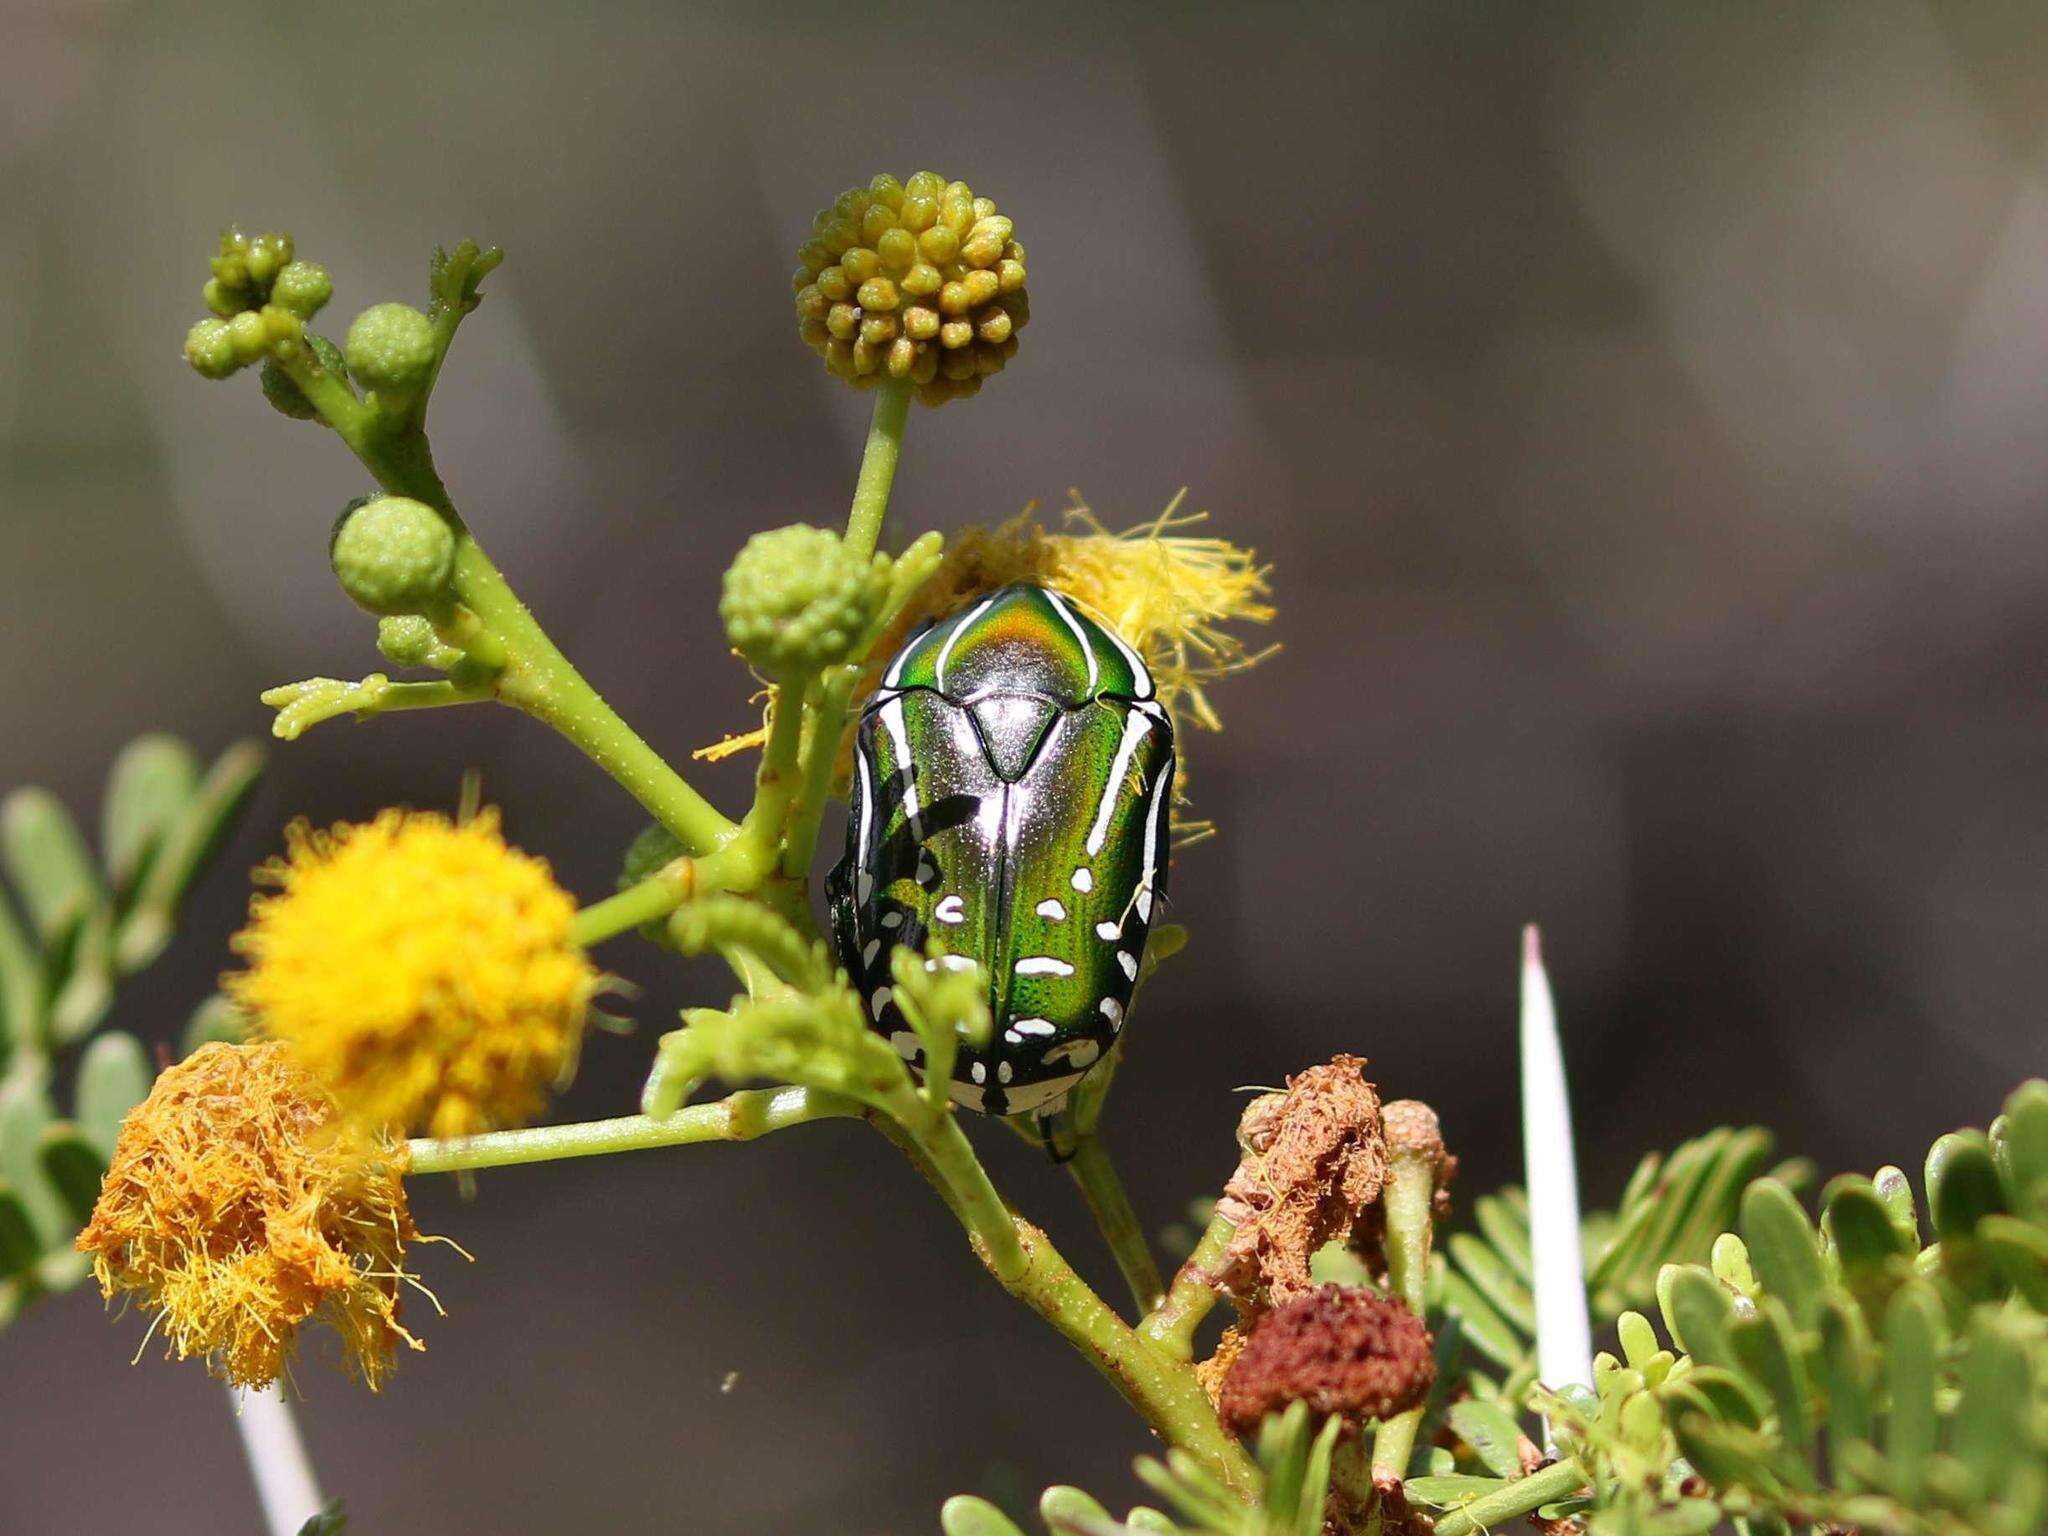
[1217, 1284, 1436, 1437]
[1215, 1054, 1386, 1306]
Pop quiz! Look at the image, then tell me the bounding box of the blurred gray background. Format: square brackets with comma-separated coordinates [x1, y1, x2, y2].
[5, 0, 2047, 1530]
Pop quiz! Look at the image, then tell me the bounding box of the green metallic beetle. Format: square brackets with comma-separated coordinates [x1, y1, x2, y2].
[829, 582, 1176, 1117]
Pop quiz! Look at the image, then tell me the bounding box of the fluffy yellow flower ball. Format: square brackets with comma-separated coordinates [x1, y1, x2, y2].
[76, 1041, 426, 1389]
[229, 808, 595, 1139]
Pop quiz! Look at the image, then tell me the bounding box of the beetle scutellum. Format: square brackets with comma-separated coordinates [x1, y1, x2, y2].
[829, 582, 1175, 1120]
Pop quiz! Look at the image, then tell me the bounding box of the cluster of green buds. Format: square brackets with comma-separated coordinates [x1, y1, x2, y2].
[794, 173, 1028, 405]
[184, 228, 337, 409]
[719, 523, 891, 679]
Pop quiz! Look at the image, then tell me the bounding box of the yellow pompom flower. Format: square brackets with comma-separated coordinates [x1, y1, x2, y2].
[75, 1041, 429, 1390]
[228, 808, 595, 1139]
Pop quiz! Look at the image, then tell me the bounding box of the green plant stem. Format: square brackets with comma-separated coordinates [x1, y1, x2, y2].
[405, 1087, 859, 1173]
[569, 860, 699, 949]
[1429, 1458, 1587, 1536]
[1143, 1206, 1237, 1360]
[778, 665, 859, 879]
[275, 347, 733, 855]
[843, 377, 912, 560]
[1067, 1132, 1166, 1314]
[729, 679, 811, 883]
[1371, 1146, 1439, 1482]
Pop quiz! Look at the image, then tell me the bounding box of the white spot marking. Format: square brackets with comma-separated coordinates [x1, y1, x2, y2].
[916, 856, 935, 883]
[998, 1060, 1014, 1084]
[934, 593, 999, 692]
[855, 869, 874, 902]
[1035, 898, 1066, 920]
[1010, 1017, 1056, 1036]
[1071, 867, 1093, 892]
[1041, 589, 1098, 695]
[890, 1031, 921, 1060]
[1047, 1037, 1102, 1069]
[934, 894, 966, 924]
[1015, 956, 1074, 977]
[1086, 711, 1154, 856]
[1118, 950, 1139, 981]
[870, 986, 892, 1019]
[934, 953, 978, 972]
[882, 910, 903, 929]
[1095, 920, 1121, 940]
[1003, 1028, 1022, 1044]
[862, 940, 880, 967]
[970, 1060, 987, 1084]
[1099, 997, 1123, 1025]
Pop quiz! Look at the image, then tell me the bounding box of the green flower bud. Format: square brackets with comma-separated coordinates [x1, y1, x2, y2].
[343, 303, 438, 398]
[244, 233, 294, 287]
[376, 614, 460, 669]
[271, 260, 334, 320]
[184, 317, 240, 380]
[792, 173, 1027, 406]
[227, 311, 270, 366]
[719, 524, 889, 678]
[330, 495, 457, 617]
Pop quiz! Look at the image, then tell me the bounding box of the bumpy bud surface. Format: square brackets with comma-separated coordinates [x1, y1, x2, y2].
[344, 303, 438, 397]
[270, 260, 334, 320]
[1218, 1285, 1436, 1435]
[330, 496, 457, 616]
[792, 173, 1028, 406]
[184, 317, 240, 379]
[719, 524, 889, 678]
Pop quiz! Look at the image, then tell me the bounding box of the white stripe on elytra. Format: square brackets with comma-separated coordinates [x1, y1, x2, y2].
[933, 593, 998, 693]
[1137, 757, 1171, 923]
[1118, 951, 1138, 981]
[1010, 1018, 1056, 1036]
[1085, 711, 1153, 857]
[1098, 622, 1154, 700]
[878, 695, 920, 822]
[934, 895, 966, 924]
[1015, 956, 1074, 977]
[1041, 589, 1098, 695]
[1099, 997, 1123, 1025]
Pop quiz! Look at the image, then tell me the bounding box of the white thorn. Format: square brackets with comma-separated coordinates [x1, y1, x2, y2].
[1521, 924, 1594, 1447]
[229, 1383, 325, 1536]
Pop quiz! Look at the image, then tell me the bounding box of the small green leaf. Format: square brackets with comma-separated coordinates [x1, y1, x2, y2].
[939, 1496, 1027, 1536]
[1977, 1214, 2048, 1308]
[101, 734, 201, 898]
[1817, 1301, 1874, 1485]
[1440, 1270, 1526, 1367]
[0, 788, 106, 946]
[1822, 1176, 1910, 1287]
[0, 888, 39, 1064]
[75, 1030, 150, 1161]
[1290, 1415, 1342, 1536]
[1727, 1299, 1813, 1463]
[115, 739, 262, 974]
[1473, 1193, 1532, 1283]
[1871, 1165, 1921, 1248]
[0, 1080, 65, 1244]
[1255, 1402, 1311, 1519]
[1951, 1308, 2032, 1496]
[1927, 1130, 2004, 1244]
[1657, 1264, 1735, 1366]
[294, 1504, 347, 1536]
[1666, 1365, 1766, 1429]
[1402, 1475, 1509, 1510]
[1448, 1399, 1526, 1478]
[1881, 1282, 1944, 1502]
[48, 906, 114, 1046]
[1993, 1079, 2048, 1221]
[1121, 1510, 1178, 1534]
[36, 1125, 102, 1229]
[1039, 1487, 1114, 1528]
[1449, 1232, 1536, 1334]
[0, 1186, 41, 1276]
[1668, 1412, 1783, 1497]
[1737, 1180, 1827, 1331]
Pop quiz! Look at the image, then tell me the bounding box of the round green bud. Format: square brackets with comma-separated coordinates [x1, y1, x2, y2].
[244, 233, 293, 288]
[329, 495, 457, 616]
[183, 317, 240, 380]
[202, 278, 247, 318]
[376, 614, 448, 668]
[271, 260, 333, 320]
[259, 359, 319, 420]
[719, 524, 889, 679]
[227, 310, 270, 366]
[792, 174, 1027, 406]
[343, 303, 437, 397]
